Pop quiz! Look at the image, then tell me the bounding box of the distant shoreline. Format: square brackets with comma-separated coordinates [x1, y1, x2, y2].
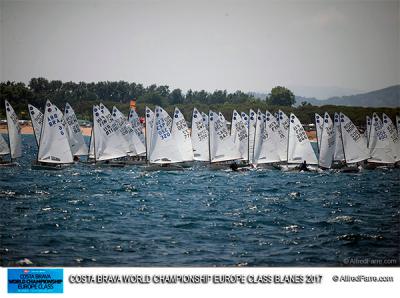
[0, 123, 318, 141]
[0, 124, 92, 137]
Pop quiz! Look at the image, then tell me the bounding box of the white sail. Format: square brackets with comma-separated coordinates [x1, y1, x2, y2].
[339, 113, 370, 164]
[171, 107, 194, 161]
[37, 101, 73, 164]
[231, 110, 248, 160]
[64, 103, 88, 156]
[248, 109, 257, 163]
[209, 110, 241, 163]
[265, 111, 287, 162]
[253, 111, 269, 164]
[0, 133, 10, 155]
[127, 107, 146, 154]
[278, 110, 289, 160]
[382, 113, 400, 162]
[318, 113, 335, 168]
[88, 129, 94, 159]
[366, 116, 372, 146]
[368, 113, 395, 164]
[315, 113, 323, 151]
[191, 108, 209, 161]
[149, 106, 183, 164]
[287, 113, 318, 165]
[28, 104, 43, 146]
[92, 105, 127, 161]
[240, 112, 249, 161]
[99, 103, 131, 155]
[333, 113, 345, 161]
[5, 100, 22, 159]
[201, 112, 209, 129]
[396, 115, 400, 135]
[112, 106, 142, 155]
[145, 107, 155, 160]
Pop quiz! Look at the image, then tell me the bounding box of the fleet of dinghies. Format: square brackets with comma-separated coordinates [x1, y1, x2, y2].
[1, 100, 400, 171]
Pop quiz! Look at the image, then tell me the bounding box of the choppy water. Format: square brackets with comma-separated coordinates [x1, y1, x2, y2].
[0, 135, 399, 267]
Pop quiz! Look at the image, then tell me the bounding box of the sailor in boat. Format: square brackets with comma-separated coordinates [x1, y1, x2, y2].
[73, 155, 80, 162]
[298, 160, 310, 172]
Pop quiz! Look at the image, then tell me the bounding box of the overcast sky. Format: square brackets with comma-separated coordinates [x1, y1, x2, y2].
[0, 0, 399, 98]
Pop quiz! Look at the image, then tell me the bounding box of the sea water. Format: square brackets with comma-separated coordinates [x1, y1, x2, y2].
[0, 135, 399, 266]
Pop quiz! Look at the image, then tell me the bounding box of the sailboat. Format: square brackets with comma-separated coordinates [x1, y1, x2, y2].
[253, 110, 270, 166]
[282, 113, 318, 171]
[318, 113, 335, 169]
[367, 113, 395, 167]
[191, 107, 209, 162]
[146, 106, 185, 170]
[230, 110, 248, 163]
[277, 110, 289, 161]
[339, 112, 369, 172]
[239, 112, 250, 162]
[127, 107, 146, 158]
[315, 113, 323, 152]
[1, 101, 22, 166]
[91, 104, 128, 166]
[381, 113, 400, 163]
[112, 106, 146, 164]
[32, 100, 73, 170]
[332, 113, 346, 168]
[28, 104, 43, 147]
[144, 106, 155, 162]
[64, 103, 88, 158]
[247, 109, 257, 164]
[208, 110, 241, 169]
[263, 110, 287, 166]
[171, 107, 193, 163]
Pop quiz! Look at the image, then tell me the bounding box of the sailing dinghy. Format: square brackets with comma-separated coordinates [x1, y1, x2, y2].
[64, 103, 88, 159]
[191, 107, 209, 162]
[332, 113, 346, 168]
[32, 100, 73, 170]
[28, 104, 43, 147]
[208, 110, 241, 169]
[146, 106, 185, 171]
[318, 113, 335, 169]
[338, 113, 369, 172]
[367, 113, 396, 167]
[315, 113, 323, 152]
[281, 113, 318, 172]
[1, 101, 22, 166]
[230, 110, 248, 164]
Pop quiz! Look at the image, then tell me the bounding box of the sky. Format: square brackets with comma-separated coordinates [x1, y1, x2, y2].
[0, 0, 399, 98]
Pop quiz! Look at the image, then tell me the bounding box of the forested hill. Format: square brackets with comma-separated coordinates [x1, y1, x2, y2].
[0, 78, 399, 126]
[297, 85, 400, 108]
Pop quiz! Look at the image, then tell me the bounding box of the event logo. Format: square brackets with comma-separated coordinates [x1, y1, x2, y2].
[8, 268, 63, 293]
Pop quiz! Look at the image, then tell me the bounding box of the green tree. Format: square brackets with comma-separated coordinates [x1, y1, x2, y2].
[168, 88, 184, 105]
[266, 86, 295, 106]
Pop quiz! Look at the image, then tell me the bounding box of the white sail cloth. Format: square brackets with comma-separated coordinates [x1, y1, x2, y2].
[5, 100, 22, 159]
[209, 110, 241, 163]
[339, 113, 370, 164]
[64, 103, 88, 156]
[171, 107, 193, 161]
[37, 101, 73, 164]
[287, 113, 318, 164]
[28, 104, 43, 146]
[191, 108, 209, 161]
[318, 113, 335, 168]
[92, 105, 127, 161]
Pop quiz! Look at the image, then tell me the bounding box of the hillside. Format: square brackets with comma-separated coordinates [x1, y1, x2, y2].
[296, 85, 399, 108]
